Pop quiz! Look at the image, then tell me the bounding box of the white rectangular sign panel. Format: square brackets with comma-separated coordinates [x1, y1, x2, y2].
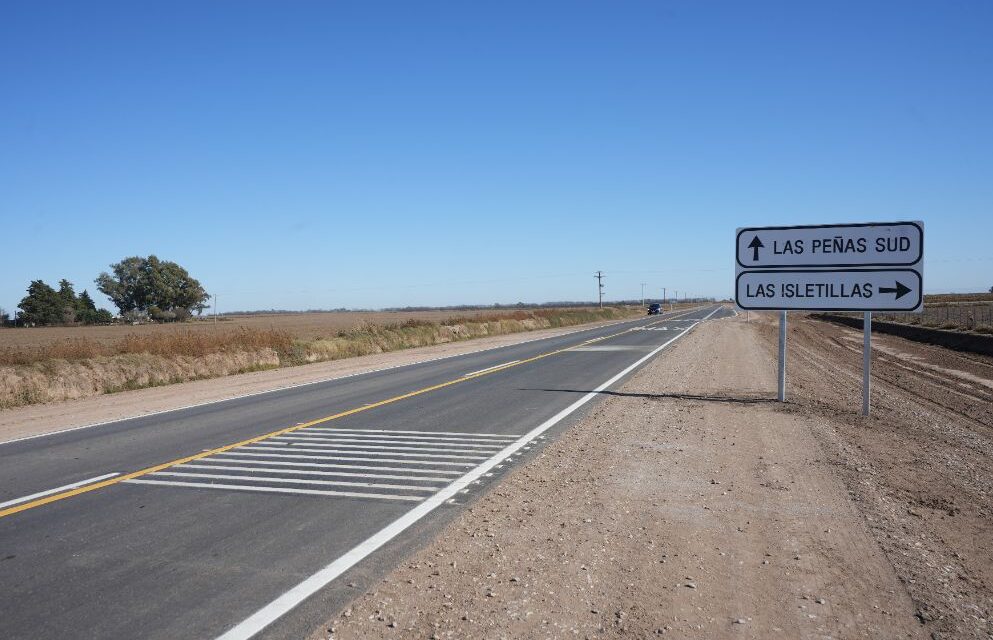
[736, 221, 923, 269]
[736, 269, 923, 312]
[734, 221, 924, 312]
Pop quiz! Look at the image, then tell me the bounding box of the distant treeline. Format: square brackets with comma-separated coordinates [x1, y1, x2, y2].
[389, 298, 717, 311]
[219, 298, 718, 316]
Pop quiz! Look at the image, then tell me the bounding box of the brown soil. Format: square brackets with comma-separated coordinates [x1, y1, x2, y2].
[760, 313, 993, 639]
[320, 311, 993, 640]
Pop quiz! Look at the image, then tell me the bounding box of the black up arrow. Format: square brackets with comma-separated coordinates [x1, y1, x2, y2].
[747, 235, 764, 262]
[879, 281, 912, 299]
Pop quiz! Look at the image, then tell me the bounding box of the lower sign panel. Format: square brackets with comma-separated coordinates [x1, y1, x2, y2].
[736, 269, 923, 312]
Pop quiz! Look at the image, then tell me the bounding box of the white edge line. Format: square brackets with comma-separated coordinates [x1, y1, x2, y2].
[0, 472, 121, 509]
[214, 305, 717, 640]
[0, 312, 697, 448]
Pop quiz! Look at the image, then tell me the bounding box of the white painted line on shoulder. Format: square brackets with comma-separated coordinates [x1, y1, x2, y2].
[203, 457, 463, 475]
[291, 432, 516, 444]
[568, 345, 653, 352]
[463, 360, 521, 377]
[214, 451, 476, 467]
[181, 463, 452, 483]
[149, 471, 439, 493]
[266, 439, 499, 455]
[123, 479, 424, 502]
[214, 305, 717, 640]
[242, 445, 489, 460]
[270, 435, 504, 449]
[303, 428, 519, 439]
[0, 472, 121, 510]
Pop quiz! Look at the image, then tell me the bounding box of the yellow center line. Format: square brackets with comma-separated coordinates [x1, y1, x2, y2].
[0, 307, 709, 520]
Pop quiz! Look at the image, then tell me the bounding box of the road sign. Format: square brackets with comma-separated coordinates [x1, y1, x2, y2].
[734, 220, 925, 415]
[736, 221, 923, 269]
[735, 268, 922, 311]
[734, 221, 924, 312]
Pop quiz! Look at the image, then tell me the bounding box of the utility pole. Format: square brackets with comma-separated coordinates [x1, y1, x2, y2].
[640, 283, 646, 307]
[662, 287, 666, 311]
[213, 294, 218, 324]
[594, 271, 604, 309]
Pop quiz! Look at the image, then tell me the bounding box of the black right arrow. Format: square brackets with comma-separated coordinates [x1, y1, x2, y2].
[879, 281, 912, 299]
[747, 235, 764, 262]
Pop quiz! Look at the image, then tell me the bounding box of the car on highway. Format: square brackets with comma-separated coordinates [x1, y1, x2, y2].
[647, 303, 662, 315]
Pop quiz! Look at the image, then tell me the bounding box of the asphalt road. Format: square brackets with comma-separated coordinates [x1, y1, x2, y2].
[0, 304, 731, 639]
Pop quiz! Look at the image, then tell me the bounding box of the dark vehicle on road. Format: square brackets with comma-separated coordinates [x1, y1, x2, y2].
[647, 303, 662, 315]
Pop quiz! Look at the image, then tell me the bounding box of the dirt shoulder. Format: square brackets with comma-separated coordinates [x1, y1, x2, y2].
[761, 313, 993, 639]
[0, 318, 634, 444]
[318, 315, 948, 639]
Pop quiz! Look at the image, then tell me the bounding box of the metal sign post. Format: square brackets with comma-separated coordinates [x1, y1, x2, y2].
[778, 310, 787, 401]
[863, 312, 871, 416]
[735, 221, 924, 412]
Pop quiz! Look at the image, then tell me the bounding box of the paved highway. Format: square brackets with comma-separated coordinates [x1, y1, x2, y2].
[0, 305, 730, 639]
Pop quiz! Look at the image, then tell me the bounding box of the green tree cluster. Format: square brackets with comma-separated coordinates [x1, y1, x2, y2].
[95, 255, 210, 321]
[17, 279, 113, 326]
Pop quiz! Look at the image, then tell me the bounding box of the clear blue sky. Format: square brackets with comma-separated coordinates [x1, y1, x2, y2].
[2, 1, 991, 313]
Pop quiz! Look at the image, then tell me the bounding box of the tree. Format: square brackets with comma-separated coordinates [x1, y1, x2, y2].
[57, 279, 78, 324]
[96, 255, 209, 321]
[18, 280, 65, 325]
[16, 280, 114, 326]
[75, 289, 108, 324]
[77, 289, 96, 312]
[0, 307, 8, 325]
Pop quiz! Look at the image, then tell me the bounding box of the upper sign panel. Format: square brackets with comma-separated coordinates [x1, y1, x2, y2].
[735, 221, 923, 269]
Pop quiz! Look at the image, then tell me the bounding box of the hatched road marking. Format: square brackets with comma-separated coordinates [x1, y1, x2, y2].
[123, 428, 520, 503]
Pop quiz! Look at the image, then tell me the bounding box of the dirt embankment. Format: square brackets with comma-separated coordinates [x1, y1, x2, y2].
[0, 307, 638, 410]
[319, 312, 993, 639]
[816, 313, 993, 356]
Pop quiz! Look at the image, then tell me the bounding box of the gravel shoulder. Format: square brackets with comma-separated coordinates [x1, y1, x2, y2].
[318, 315, 938, 639]
[0, 319, 633, 444]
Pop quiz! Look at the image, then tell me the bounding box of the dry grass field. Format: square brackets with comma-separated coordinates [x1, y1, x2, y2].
[924, 292, 993, 304]
[820, 294, 993, 335]
[876, 296, 993, 334]
[0, 307, 643, 409]
[0, 310, 488, 350]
